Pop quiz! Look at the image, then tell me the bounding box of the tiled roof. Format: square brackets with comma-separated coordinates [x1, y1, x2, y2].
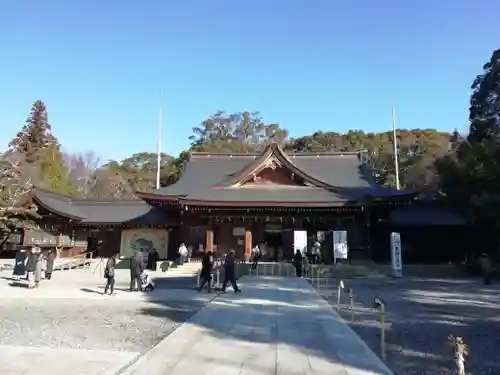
[138, 143, 413, 205]
[180, 186, 356, 206]
[31, 188, 172, 225]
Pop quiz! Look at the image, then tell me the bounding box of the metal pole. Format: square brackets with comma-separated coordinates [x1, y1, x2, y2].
[337, 280, 344, 312]
[392, 104, 400, 190]
[156, 91, 164, 190]
[316, 268, 320, 291]
[373, 297, 386, 360]
[348, 288, 354, 322]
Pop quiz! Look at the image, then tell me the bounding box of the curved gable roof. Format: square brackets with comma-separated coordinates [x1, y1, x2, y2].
[30, 187, 172, 225]
[219, 142, 340, 190]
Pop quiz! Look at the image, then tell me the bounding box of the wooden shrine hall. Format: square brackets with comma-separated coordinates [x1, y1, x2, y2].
[136, 142, 415, 261]
[10, 142, 449, 262]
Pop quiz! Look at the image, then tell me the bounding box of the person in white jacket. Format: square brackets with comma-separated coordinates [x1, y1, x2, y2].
[178, 243, 188, 264]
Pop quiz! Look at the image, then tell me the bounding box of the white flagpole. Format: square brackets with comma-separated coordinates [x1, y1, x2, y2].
[392, 104, 400, 190]
[156, 100, 163, 190]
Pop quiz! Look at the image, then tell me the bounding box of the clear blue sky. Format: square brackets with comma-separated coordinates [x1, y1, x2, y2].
[1, 1, 498, 162]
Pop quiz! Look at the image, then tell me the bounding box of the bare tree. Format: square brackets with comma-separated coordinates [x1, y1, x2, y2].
[63, 151, 101, 197]
[90, 167, 136, 199]
[0, 153, 40, 247]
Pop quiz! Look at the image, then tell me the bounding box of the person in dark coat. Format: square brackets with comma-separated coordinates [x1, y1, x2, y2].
[293, 250, 303, 277]
[147, 249, 159, 271]
[44, 249, 56, 280]
[221, 250, 241, 293]
[480, 253, 492, 285]
[25, 248, 37, 289]
[104, 254, 117, 295]
[129, 251, 144, 291]
[197, 251, 213, 292]
[13, 248, 28, 280]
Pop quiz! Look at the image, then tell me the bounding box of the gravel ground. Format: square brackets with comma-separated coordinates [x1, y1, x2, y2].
[316, 277, 500, 375]
[0, 298, 205, 353]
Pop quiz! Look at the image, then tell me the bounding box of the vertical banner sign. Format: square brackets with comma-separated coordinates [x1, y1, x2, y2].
[293, 230, 308, 255]
[390, 232, 403, 277]
[333, 230, 348, 263]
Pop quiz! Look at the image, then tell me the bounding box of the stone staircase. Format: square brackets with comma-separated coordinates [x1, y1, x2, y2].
[54, 257, 91, 271]
[165, 262, 201, 276]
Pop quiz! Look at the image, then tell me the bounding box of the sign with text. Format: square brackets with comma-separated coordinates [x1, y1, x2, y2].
[390, 232, 403, 277]
[293, 230, 307, 255]
[333, 230, 348, 262]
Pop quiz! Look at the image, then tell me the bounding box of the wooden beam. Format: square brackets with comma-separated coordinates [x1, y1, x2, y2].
[244, 229, 252, 262]
[205, 229, 214, 252]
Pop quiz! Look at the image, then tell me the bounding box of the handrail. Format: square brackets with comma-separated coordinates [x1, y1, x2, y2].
[55, 249, 94, 270]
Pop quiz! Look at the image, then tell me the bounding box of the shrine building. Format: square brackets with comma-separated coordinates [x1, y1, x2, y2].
[8, 142, 469, 263]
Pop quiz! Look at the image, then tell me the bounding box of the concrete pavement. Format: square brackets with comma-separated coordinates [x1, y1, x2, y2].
[0, 268, 209, 302]
[121, 276, 393, 375]
[0, 346, 139, 375]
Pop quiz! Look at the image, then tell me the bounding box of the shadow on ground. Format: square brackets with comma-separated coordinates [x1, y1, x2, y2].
[135, 276, 393, 375]
[319, 277, 500, 375]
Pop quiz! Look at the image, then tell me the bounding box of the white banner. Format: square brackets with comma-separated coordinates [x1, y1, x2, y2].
[390, 232, 403, 277]
[293, 230, 308, 255]
[333, 230, 348, 262]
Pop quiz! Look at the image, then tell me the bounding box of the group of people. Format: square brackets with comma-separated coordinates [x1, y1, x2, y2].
[249, 240, 320, 278]
[12, 246, 56, 288]
[103, 251, 155, 295]
[196, 249, 241, 293]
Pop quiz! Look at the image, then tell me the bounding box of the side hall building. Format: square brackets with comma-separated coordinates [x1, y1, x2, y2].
[7, 142, 468, 263]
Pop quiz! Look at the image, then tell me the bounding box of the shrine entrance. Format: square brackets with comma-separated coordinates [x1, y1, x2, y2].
[263, 229, 283, 261]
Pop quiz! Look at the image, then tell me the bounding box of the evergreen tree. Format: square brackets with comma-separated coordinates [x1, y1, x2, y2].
[437, 49, 500, 226]
[38, 136, 77, 195]
[468, 49, 500, 143]
[9, 100, 53, 162]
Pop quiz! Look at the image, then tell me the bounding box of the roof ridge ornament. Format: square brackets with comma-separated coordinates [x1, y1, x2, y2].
[262, 154, 283, 171]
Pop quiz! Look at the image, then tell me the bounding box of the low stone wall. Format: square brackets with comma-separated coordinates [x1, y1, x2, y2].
[371, 264, 470, 278]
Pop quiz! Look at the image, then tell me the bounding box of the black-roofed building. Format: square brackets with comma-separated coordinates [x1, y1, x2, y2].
[20, 187, 175, 259]
[136, 142, 415, 261]
[10, 142, 472, 263]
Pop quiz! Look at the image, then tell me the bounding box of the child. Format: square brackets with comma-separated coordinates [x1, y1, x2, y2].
[141, 270, 155, 291]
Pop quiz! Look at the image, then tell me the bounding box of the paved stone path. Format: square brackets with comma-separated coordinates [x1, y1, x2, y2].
[122, 276, 393, 375]
[0, 268, 208, 302]
[0, 345, 138, 375]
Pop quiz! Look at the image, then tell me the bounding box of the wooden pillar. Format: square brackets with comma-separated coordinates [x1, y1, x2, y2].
[244, 229, 252, 262]
[205, 229, 214, 253]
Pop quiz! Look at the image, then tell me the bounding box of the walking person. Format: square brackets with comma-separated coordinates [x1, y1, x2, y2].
[104, 254, 117, 295]
[312, 239, 322, 264]
[129, 251, 144, 291]
[147, 248, 159, 271]
[197, 251, 213, 292]
[25, 248, 37, 289]
[221, 250, 241, 293]
[302, 254, 310, 278]
[293, 249, 303, 277]
[34, 248, 43, 287]
[12, 247, 28, 281]
[251, 243, 261, 269]
[480, 253, 492, 285]
[44, 249, 56, 280]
